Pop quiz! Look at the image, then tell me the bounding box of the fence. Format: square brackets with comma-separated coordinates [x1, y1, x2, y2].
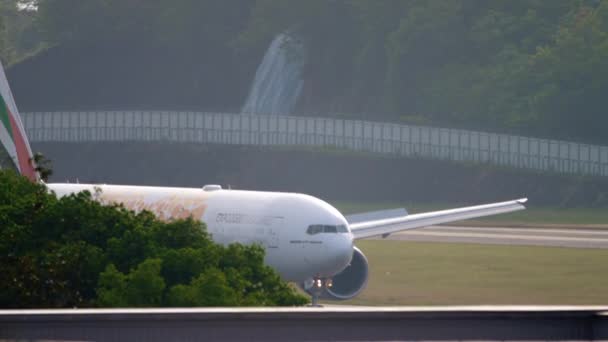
[21, 111, 608, 177]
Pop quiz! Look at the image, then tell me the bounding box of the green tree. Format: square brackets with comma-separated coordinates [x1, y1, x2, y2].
[0, 1, 44, 65]
[0, 1, 18, 63]
[22, 0, 608, 143]
[167, 268, 239, 306]
[0, 170, 307, 308]
[95, 264, 128, 306]
[32, 152, 52, 181]
[97, 258, 166, 307]
[522, 1, 608, 143]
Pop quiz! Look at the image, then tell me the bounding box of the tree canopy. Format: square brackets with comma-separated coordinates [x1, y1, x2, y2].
[239, 0, 607, 143]
[2, 0, 608, 143]
[0, 169, 307, 308]
[0, 1, 42, 65]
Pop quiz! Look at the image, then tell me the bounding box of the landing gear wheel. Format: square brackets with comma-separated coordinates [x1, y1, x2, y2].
[305, 278, 332, 307]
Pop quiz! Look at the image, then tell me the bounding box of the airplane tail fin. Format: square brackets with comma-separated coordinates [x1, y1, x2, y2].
[0, 60, 38, 182]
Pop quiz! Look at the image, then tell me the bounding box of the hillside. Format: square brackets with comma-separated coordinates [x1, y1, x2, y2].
[3, 0, 608, 144]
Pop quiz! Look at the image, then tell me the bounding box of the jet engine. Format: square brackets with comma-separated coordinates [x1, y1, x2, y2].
[302, 246, 369, 300]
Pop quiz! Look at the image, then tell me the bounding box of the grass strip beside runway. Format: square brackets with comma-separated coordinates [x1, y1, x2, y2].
[342, 240, 608, 306]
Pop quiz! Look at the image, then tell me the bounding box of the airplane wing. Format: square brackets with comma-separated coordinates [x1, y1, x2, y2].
[345, 208, 408, 224]
[349, 198, 527, 240]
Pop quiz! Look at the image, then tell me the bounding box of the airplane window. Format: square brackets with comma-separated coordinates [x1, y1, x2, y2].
[307, 225, 323, 235]
[307, 224, 349, 234]
[324, 225, 337, 233]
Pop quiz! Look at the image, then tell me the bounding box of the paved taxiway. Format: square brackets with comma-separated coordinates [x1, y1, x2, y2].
[384, 226, 608, 248]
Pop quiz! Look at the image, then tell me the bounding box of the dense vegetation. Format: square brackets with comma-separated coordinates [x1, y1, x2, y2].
[0, 1, 40, 65]
[0, 169, 307, 308]
[239, 0, 608, 143]
[1, 0, 607, 143]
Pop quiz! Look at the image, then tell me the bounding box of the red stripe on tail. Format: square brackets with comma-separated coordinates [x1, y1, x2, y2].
[8, 111, 37, 181]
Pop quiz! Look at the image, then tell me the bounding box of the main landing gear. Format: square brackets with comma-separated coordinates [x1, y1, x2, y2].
[305, 277, 333, 307]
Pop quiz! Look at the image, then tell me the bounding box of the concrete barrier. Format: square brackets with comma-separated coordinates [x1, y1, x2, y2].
[1, 306, 608, 341]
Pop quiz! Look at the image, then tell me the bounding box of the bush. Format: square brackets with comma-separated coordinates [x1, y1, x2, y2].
[0, 170, 307, 307]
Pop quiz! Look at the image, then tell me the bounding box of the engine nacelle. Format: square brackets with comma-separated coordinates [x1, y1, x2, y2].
[301, 246, 369, 300]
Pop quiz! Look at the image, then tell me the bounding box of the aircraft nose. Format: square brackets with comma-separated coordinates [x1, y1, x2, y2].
[331, 234, 354, 274]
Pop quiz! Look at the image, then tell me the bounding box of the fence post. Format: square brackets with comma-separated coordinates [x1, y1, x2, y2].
[477, 132, 481, 162]
[517, 136, 521, 168]
[556, 142, 561, 174]
[399, 125, 403, 156]
[359, 120, 363, 152]
[598, 146, 602, 176]
[408, 125, 413, 156]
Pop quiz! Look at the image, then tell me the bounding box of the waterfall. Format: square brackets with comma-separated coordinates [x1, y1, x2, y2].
[241, 33, 305, 115]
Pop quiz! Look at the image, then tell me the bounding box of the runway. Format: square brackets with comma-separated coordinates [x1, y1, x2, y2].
[384, 225, 608, 248]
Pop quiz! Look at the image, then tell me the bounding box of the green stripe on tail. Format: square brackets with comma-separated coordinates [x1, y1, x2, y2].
[0, 94, 14, 141]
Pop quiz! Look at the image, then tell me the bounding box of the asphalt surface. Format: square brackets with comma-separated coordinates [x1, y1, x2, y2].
[384, 226, 608, 249]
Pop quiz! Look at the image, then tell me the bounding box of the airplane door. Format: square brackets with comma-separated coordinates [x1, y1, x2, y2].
[265, 215, 283, 249]
[211, 211, 227, 244]
[266, 227, 279, 249]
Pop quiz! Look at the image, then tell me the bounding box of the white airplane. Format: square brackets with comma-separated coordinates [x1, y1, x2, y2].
[0, 61, 527, 304]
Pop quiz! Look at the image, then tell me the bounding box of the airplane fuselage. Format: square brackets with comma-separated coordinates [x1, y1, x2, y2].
[47, 183, 354, 282]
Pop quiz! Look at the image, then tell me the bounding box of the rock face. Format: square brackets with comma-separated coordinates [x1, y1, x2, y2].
[241, 33, 305, 116]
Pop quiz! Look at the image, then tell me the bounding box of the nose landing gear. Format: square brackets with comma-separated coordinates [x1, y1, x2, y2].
[304, 277, 333, 307]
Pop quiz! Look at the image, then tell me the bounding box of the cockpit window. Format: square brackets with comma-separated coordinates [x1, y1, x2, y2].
[307, 225, 323, 235]
[324, 225, 337, 233]
[307, 224, 348, 235]
[336, 224, 348, 233]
